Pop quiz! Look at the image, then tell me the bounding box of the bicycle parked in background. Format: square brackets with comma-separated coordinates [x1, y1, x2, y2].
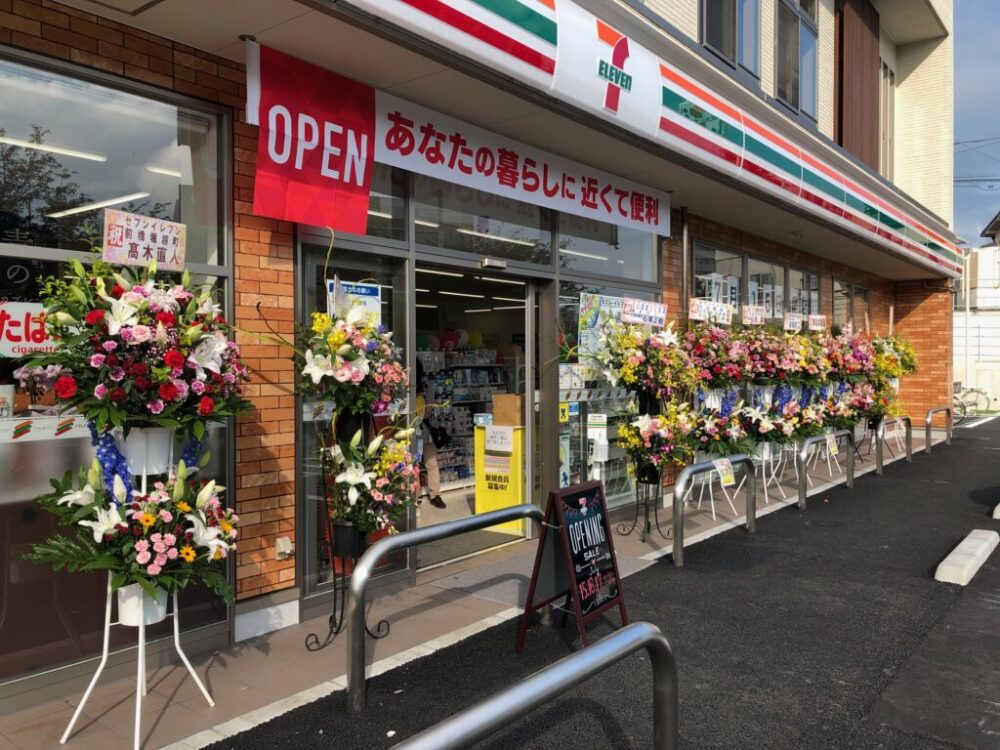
[953, 382, 994, 425]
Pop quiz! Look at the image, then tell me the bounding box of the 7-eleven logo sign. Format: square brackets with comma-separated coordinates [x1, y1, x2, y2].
[596, 19, 631, 114]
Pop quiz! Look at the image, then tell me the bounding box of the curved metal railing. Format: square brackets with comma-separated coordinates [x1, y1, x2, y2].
[875, 416, 913, 474]
[672, 454, 756, 568]
[347, 503, 545, 711]
[391, 621, 679, 750]
[924, 406, 953, 454]
[797, 430, 855, 509]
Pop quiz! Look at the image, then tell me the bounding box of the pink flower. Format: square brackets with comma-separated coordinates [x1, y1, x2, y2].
[120, 327, 134, 343]
[136, 550, 151, 564]
[134, 539, 149, 553]
[147, 399, 164, 414]
[153, 541, 166, 553]
[350, 368, 365, 384]
[191, 380, 206, 395]
[102, 340, 118, 352]
[167, 548, 179, 559]
[155, 553, 168, 567]
[147, 563, 161, 576]
[159, 509, 173, 523]
[130, 325, 152, 343]
[109, 366, 125, 382]
[164, 533, 176, 546]
[171, 379, 189, 399]
[150, 533, 162, 543]
[89, 353, 106, 368]
[94, 384, 108, 398]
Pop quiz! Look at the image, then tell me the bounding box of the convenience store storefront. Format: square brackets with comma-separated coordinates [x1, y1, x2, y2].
[0, 0, 961, 701]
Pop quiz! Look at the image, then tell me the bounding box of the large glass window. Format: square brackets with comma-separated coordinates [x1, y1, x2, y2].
[788, 268, 819, 315]
[747, 257, 785, 320]
[0, 58, 222, 263]
[853, 286, 870, 330]
[364, 164, 407, 242]
[777, 0, 818, 120]
[694, 244, 742, 309]
[557, 214, 657, 282]
[412, 174, 552, 264]
[704, 0, 760, 76]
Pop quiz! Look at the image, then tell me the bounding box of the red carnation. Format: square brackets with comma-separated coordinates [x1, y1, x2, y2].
[159, 382, 180, 401]
[164, 350, 185, 369]
[128, 362, 148, 377]
[135, 376, 151, 390]
[110, 284, 124, 298]
[198, 396, 215, 417]
[156, 311, 176, 327]
[111, 387, 126, 402]
[84, 309, 105, 326]
[54, 375, 77, 399]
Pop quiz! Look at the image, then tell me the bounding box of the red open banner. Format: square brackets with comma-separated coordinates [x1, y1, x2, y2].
[253, 46, 375, 233]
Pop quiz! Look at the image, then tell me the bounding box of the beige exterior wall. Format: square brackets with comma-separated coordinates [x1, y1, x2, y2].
[893, 2, 954, 226]
[640, 0, 699, 39]
[817, 0, 836, 138]
[760, 0, 775, 96]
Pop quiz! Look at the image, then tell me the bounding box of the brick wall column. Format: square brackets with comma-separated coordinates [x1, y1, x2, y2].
[894, 280, 954, 422]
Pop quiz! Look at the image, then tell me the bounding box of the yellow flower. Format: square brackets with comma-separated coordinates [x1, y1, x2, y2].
[212, 548, 225, 561]
[176, 501, 191, 513]
[179, 545, 196, 563]
[326, 329, 347, 348]
[219, 520, 234, 535]
[311, 312, 332, 335]
[139, 512, 156, 529]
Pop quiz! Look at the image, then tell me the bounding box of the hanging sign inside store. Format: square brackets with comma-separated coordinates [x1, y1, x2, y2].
[0, 415, 90, 442]
[808, 314, 827, 331]
[517, 481, 628, 652]
[688, 298, 734, 325]
[102, 209, 186, 271]
[586, 413, 607, 441]
[783, 312, 803, 331]
[741, 305, 767, 325]
[620, 298, 667, 327]
[246, 44, 669, 236]
[484, 425, 514, 454]
[326, 279, 382, 326]
[0, 302, 54, 358]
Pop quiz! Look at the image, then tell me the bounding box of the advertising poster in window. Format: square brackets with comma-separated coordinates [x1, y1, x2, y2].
[577, 293, 623, 362]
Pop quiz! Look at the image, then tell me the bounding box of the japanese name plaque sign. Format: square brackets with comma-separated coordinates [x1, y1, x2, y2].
[620, 298, 667, 327]
[102, 209, 186, 271]
[741, 305, 767, 325]
[516, 481, 628, 652]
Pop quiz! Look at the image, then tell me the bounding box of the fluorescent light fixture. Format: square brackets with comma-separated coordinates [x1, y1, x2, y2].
[493, 305, 525, 310]
[440, 291, 485, 299]
[0, 135, 106, 162]
[464, 308, 492, 313]
[492, 296, 524, 303]
[367, 209, 393, 220]
[456, 228, 535, 247]
[47, 192, 151, 219]
[417, 268, 464, 278]
[558, 295, 579, 302]
[415, 219, 440, 228]
[477, 276, 526, 286]
[559, 248, 609, 261]
[416, 288, 431, 293]
[146, 165, 183, 178]
[416, 303, 438, 309]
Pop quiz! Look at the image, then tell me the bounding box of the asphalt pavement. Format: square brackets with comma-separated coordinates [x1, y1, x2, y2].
[207, 421, 1000, 750]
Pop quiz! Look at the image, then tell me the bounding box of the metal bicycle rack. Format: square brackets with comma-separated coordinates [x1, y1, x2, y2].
[924, 406, 953, 454]
[875, 416, 913, 474]
[671, 454, 756, 568]
[347, 503, 545, 712]
[797, 430, 855, 510]
[391, 621, 679, 750]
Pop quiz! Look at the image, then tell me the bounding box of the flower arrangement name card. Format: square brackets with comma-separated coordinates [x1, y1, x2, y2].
[103, 209, 186, 272]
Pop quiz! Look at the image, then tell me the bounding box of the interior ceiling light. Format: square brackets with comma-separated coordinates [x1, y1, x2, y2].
[47, 192, 150, 219]
[415, 288, 431, 293]
[0, 135, 106, 162]
[146, 166, 183, 178]
[417, 268, 464, 278]
[368, 209, 392, 219]
[415, 219, 440, 228]
[465, 308, 492, 313]
[492, 296, 524, 303]
[440, 291, 485, 299]
[476, 275, 525, 285]
[416, 303, 438, 309]
[492, 304, 525, 310]
[559, 248, 609, 261]
[455, 228, 535, 247]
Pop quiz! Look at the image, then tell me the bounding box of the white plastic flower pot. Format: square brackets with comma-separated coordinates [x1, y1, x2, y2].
[117, 583, 168, 627]
[119, 427, 176, 476]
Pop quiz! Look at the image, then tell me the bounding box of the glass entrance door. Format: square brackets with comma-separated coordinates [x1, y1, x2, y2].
[414, 263, 531, 568]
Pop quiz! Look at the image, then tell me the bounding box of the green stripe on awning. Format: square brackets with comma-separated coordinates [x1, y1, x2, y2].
[744, 134, 801, 180]
[662, 88, 743, 149]
[801, 167, 843, 204]
[470, 0, 557, 46]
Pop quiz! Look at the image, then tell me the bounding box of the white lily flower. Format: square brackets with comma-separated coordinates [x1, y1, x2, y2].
[112, 474, 130, 505]
[196, 480, 217, 509]
[633, 414, 654, 433]
[79, 504, 123, 542]
[102, 296, 140, 335]
[346, 306, 368, 326]
[366, 434, 384, 456]
[187, 331, 229, 379]
[57, 484, 95, 507]
[184, 513, 229, 556]
[335, 462, 376, 506]
[302, 350, 335, 384]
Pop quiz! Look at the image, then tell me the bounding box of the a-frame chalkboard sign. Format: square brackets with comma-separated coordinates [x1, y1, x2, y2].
[516, 480, 628, 652]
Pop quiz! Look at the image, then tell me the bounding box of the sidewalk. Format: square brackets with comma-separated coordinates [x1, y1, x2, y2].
[0, 426, 945, 749]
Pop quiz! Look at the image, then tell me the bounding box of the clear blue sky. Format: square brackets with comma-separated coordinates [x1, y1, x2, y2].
[954, 0, 1000, 245]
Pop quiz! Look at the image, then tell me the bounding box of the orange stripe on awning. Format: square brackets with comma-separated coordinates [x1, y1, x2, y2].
[659, 63, 742, 123]
[537, 0, 555, 9]
[596, 18, 622, 46]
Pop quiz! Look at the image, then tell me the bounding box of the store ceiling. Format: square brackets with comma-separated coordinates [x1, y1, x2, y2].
[62, 0, 948, 282]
